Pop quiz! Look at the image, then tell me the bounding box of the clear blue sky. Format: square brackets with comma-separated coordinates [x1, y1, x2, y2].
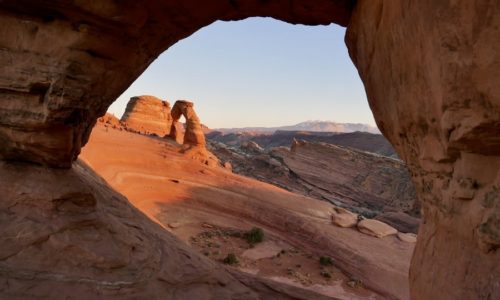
[108, 17, 375, 128]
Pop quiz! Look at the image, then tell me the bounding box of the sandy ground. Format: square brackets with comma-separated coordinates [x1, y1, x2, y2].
[81, 125, 414, 299]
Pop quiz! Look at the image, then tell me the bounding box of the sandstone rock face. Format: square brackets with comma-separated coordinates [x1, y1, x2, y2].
[97, 113, 122, 129]
[346, 0, 500, 298]
[285, 141, 418, 216]
[375, 211, 420, 234]
[169, 122, 185, 144]
[224, 161, 233, 171]
[121, 96, 172, 136]
[170, 100, 206, 147]
[291, 138, 307, 152]
[182, 145, 220, 167]
[357, 219, 398, 238]
[209, 139, 418, 232]
[0, 0, 498, 299]
[331, 207, 358, 228]
[0, 161, 256, 299]
[0, 0, 353, 168]
[242, 141, 264, 153]
[82, 123, 414, 299]
[397, 232, 417, 244]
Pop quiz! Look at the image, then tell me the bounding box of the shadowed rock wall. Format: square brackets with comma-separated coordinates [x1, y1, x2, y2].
[346, 1, 499, 299]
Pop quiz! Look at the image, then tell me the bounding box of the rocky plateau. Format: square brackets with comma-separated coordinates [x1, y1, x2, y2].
[207, 130, 398, 157]
[208, 138, 419, 233]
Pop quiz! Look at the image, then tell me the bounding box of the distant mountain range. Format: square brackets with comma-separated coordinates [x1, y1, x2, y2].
[213, 120, 380, 134]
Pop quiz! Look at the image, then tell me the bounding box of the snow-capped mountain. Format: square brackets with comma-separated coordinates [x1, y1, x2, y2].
[214, 120, 380, 134]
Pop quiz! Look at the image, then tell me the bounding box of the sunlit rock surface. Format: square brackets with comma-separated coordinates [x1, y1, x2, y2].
[170, 100, 206, 147]
[121, 95, 172, 136]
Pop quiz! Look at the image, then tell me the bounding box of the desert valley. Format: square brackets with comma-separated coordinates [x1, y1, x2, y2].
[80, 95, 416, 299]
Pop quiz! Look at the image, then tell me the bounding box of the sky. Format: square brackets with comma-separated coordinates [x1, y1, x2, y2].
[108, 17, 375, 128]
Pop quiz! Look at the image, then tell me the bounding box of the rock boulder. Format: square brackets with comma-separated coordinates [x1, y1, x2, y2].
[357, 219, 398, 238]
[397, 232, 417, 244]
[331, 207, 358, 228]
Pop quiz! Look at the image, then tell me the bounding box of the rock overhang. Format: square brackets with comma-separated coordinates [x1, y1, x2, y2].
[0, 0, 354, 167]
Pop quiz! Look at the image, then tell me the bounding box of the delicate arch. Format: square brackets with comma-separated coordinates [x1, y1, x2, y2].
[169, 100, 206, 146]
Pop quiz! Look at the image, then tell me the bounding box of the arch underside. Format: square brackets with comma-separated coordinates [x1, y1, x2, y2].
[0, 0, 353, 167]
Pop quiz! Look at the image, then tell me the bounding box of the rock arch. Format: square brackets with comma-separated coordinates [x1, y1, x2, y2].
[169, 100, 206, 147]
[0, 1, 498, 299]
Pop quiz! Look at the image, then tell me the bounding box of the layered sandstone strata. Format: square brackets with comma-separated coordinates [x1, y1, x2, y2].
[211, 139, 418, 225]
[121, 95, 172, 136]
[346, 1, 500, 299]
[0, 161, 256, 299]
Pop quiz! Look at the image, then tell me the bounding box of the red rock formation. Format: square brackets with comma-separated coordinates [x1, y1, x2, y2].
[0, 0, 498, 299]
[0, 160, 257, 299]
[0, 0, 352, 168]
[169, 122, 185, 144]
[331, 207, 358, 228]
[357, 219, 398, 238]
[170, 100, 206, 147]
[82, 123, 414, 299]
[97, 113, 122, 129]
[346, 1, 500, 299]
[121, 95, 172, 136]
[287, 140, 417, 217]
